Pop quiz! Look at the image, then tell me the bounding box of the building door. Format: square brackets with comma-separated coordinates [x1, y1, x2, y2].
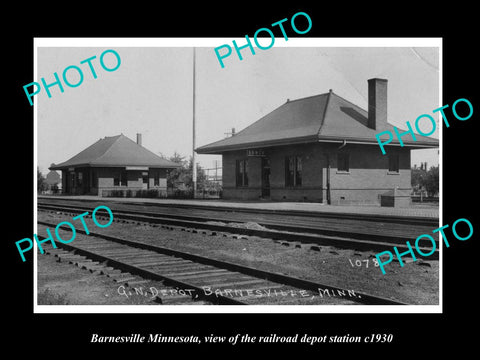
[83, 170, 90, 194]
[261, 157, 270, 198]
[69, 172, 75, 194]
[142, 172, 149, 190]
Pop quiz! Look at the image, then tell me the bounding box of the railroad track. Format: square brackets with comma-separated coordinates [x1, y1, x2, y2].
[41, 246, 213, 305]
[37, 201, 439, 256]
[37, 218, 406, 306]
[38, 196, 439, 226]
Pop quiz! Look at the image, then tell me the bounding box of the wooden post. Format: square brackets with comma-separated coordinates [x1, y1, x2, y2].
[192, 47, 197, 199]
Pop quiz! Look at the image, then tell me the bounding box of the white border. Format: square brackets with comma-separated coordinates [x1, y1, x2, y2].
[33, 37, 442, 314]
[35, 37, 441, 47]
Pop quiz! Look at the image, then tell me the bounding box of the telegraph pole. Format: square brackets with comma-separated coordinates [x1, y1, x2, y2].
[192, 47, 197, 198]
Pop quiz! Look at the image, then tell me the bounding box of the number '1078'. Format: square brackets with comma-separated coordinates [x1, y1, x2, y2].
[348, 258, 379, 268]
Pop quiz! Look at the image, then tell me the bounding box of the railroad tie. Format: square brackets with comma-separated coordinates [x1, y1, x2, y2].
[78, 242, 127, 249]
[109, 273, 137, 282]
[158, 267, 222, 277]
[116, 276, 139, 284]
[132, 259, 193, 267]
[115, 252, 168, 259]
[53, 252, 83, 259]
[86, 264, 108, 273]
[166, 269, 232, 280]
[130, 261, 179, 268]
[57, 255, 88, 264]
[144, 260, 194, 269]
[44, 248, 68, 255]
[99, 249, 147, 256]
[146, 263, 211, 272]
[124, 279, 151, 286]
[76, 261, 100, 269]
[100, 267, 123, 276]
[200, 278, 267, 288]
[104, 272, 130, 279]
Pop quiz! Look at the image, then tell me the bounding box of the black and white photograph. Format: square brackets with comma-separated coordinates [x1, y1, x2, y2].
[34, 39, 441, 312]
[7, 5, 479, 353]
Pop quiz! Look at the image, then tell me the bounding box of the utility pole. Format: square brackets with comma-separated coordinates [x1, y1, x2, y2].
[192, 47, 197, 199]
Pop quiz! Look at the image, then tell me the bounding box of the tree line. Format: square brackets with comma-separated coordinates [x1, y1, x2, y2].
[411, 164, 439, 197]
[164, 152, 222, 198]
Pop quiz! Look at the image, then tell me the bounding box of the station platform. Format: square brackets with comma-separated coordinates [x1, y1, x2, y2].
[38, 195, 439, 220]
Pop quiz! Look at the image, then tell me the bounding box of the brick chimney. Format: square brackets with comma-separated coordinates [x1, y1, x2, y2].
[136, 133, 142, 146]
[367, 78, 388, 130]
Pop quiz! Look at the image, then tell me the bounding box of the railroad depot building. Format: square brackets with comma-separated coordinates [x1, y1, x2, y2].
[50, 133, 180, 197]
[196, 78, 439, 205]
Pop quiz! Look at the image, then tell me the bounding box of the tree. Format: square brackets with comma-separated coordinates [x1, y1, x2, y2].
[424, 166, 439, 197]
[166, 152, 189, 189]
[411, 165, 439, 197]
[37, 167, 48, 193]
[411, 167, 426, 192]
[187, 156, 207, 191]
[165, 152, 207, 196]
[168, 151, 187, 165]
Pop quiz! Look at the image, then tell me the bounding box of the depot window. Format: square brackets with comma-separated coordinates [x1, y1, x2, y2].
[114, 170, 128, 186]
[388, 154, 399, 173]
[120, 170, 127, 186]
[236, 159, 249, 187]
[285, 156, 302, 187]
[91, 171, 98, 188]
[337, 153, 349, 172]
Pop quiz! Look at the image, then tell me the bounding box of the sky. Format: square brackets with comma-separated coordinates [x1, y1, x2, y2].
[36, 39, 440, 176]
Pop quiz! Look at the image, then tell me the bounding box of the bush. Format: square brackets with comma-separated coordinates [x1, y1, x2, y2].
[172, 189, 193, 199]
[103, 189, 169, 198]
[147, 189, 158, 198]
[132, 189, 160, 198]
[107, 190, 124, 197]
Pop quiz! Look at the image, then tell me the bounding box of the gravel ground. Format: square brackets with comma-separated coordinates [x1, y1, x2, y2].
[37, 251, 158, 305]
[37, 210, 439, 305]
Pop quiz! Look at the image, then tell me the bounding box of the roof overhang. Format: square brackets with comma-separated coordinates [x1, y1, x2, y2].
[196, 135, 439, 154]
[317, 135, 439, 148]
[196, 135, 320, 154]
[49, 163, 181, 171]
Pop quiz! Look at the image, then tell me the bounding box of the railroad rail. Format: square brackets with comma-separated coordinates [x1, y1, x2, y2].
[37, 218, 407, 306]
[38, 196, 439, 226]
[37, 201, 439, 256]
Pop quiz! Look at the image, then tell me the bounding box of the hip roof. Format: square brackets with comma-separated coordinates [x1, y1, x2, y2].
[196, 91, 439, 154]
[50, 134, 181, 170]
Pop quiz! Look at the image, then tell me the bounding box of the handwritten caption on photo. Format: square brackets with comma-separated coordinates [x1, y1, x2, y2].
[117, 285, 362, 300]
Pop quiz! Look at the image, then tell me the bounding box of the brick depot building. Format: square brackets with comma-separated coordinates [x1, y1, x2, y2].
[50, 134, 180, 196]
[196, 79, 439, 205]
